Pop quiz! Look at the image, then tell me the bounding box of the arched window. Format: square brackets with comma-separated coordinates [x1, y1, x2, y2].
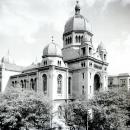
[21, 80, 24, 90]
[30, 79, 34, 90]
[66, 39, 67, 44]
[34, 78, 37, 92]
[15, 81, 17, 87]
[57, 74, 62, 94]
[24, 80, 26, 89]
[67, 38, 69, 44]
[81, 36, 83, 42]
[12, 81, 14, 87]
[76, 36, 78, 43]
[82, 85, 85, 95]
[68, 77, 71, 94]
[70, 37, 72, 43]
[104, 54, 106, 60]
[58, 60, 61, 66]
[94, 74, 101, 92]
[78, 36, 80, 42]
[68, 37, 70, 44]
[43, 74, 47, 94]
[89, 47, 92, 55]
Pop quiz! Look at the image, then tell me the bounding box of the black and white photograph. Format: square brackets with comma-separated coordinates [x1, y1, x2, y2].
[0, 0, 130, 130]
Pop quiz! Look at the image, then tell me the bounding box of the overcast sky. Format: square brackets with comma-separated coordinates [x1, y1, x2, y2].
[0, 0, 130, 75]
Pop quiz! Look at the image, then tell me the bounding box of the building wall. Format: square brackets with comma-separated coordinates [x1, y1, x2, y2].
[108, 74, 130, 90]
[2, 68, 20, 93]
[68, 58, 108, 99]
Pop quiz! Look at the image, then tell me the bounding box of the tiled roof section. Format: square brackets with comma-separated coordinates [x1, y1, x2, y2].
[22, 64, 38, 73]
[4, 63, 24, 72]
[118, 73, 130, 77]
[108, 73, 130, 78]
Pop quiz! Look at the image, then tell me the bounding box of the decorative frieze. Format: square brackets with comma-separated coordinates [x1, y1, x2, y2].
[94, 64, 102, 70]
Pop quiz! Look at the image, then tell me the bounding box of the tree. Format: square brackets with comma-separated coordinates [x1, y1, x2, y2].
[63, 99, 90, 130]
[89, 88, 130, 130]
[0, 86, 51, 130]
[63, 88, 130, 130]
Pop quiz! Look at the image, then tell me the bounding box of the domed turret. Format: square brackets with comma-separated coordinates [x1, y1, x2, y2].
[64, 1, 92, 35]
[97, 42, 106, 52]
[97, 42, 107, 61]
[42, 37, 65, 67]
[42, 39, 62, 58]
[62, 1, 93, 61]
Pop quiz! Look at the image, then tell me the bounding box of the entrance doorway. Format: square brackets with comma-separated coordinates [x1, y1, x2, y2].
[94, 74, 101, 91]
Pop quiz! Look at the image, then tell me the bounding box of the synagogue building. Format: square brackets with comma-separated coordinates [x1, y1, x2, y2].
[0, 1, 108, 128]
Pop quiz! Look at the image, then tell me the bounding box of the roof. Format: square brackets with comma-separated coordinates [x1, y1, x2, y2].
[1, 62, 24, 72]
[118, 73, 130, 77]
[108, 73, 130, 78]
[64, 15, 92, 34]
[22, 64, 38, 73]
[64, 1, 92, 35]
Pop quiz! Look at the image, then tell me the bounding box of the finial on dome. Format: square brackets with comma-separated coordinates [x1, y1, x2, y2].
[75, 0, 80, 15]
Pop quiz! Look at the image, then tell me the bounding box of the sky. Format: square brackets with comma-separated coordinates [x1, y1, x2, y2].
[0, 0, 130, 75]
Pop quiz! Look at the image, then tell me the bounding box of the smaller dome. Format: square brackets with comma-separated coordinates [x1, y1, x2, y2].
[42, 42, 62, 58]
[97, 42, 106, 52]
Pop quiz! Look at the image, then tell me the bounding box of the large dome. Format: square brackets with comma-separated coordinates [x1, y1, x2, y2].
[42, 42, 62, 58]
[64, 1, 92, 34]
[64, 15, 92, 34]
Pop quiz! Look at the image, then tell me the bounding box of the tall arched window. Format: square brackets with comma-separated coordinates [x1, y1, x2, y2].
[78, 36, 81, 42]
[66, 39, 67, 44]
[70, 37, 72, 43]
[15, 81, 17, 87]
[21, 80, 24, 90]
[81, 36, 83, 42]
[76, 36, 78, 43]
[82, 85, 85, 95]
[68, 77, 71, 94]
[43, 74, 47, 94]
[57, 74, 62, 94]
[12, 81, 14, 87]
[34, 78, 37, 91]
[24, 80, 26, 89]
[68, 37, 70, 44]
[30, 79, 34, 90]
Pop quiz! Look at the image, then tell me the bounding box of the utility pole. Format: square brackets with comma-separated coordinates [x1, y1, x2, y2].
[87, 105, 88, 130]
[86, 96, 89, 130]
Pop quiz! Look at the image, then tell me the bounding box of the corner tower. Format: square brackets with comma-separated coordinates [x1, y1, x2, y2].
[62, 1, 93, 61]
